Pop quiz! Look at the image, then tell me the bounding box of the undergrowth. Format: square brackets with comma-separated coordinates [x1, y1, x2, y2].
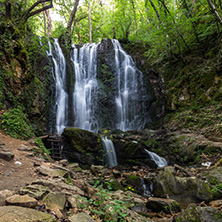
[0, 108, 35, 139]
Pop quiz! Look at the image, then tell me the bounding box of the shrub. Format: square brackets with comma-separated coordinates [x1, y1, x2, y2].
[1, 108, 34, 139]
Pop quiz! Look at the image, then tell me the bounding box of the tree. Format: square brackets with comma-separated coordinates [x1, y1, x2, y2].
[207, 0, 222, 26]
[88, 0, 92, 43]
[66, 0, 80, 34]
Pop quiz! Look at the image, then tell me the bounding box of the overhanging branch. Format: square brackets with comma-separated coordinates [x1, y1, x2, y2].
[19, 0, 53, 26]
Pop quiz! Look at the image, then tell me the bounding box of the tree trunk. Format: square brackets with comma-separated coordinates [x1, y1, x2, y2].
[158, 0, 190, 52]
[5, 0, 12, 21]
[182, 0, 200, 43]
[207, 0, 222, 26]
[89, 0, 92, 43]
[45, 9, 52, 37]
[130, 0, 138, 34]
[148, 0, 171, 55]
[66, 0, 80, 34]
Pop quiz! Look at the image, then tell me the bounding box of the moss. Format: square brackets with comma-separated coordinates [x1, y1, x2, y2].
[108, 179, 123, 191]
[197, 182, 213, 203]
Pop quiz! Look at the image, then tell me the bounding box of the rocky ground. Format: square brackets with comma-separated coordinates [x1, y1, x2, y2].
[1, 130, 222, 222]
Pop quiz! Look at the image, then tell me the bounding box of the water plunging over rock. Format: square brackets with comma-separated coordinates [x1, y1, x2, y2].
[101, 137, 118, 168]
[49, 39, 166, 133]
[48, 39, 68, 134]
[112, 39, 145, 131]
[71, 43, 99, 132]
[145, 149, 167, 168]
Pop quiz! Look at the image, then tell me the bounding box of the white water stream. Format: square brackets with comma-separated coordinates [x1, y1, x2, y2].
[71, 43, 99, 132]
[48, 39, 68, 134]
[112, 39, 144, 131]
[145, 149, 168, 168]
[101, 137, 118, 168]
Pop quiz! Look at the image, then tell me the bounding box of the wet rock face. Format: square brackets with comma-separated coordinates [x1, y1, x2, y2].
[69, 39, 166, 131]
[96, 39, 117, 129]
[96, 39, 166, 130]
[113, 139, 157, 168]
[61, 127, 159, 168]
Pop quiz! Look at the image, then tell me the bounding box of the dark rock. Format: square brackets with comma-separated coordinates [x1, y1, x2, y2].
[146, 197, 181, 214]
[0, 151, 14, 161]
[62, 127, 103, 166]
[113, 139, 157, 168]
[123, 175, 145, 195]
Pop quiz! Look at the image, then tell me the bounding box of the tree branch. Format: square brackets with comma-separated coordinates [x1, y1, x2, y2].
[19, 0, 53, 26]
[207, 0, 222, 25]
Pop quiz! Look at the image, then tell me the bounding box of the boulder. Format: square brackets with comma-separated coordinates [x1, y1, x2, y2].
[68, 163, 82, 172]
[209, 199, 222, 208]
[62, 127, 103, 166]
[36, 166, 68, 178]
[31, 179, 84, 196]
[68, 212, 95, 222]
[19, 184, 50, 200]
[122, 174, 145, 195]
[42, 192, 66, 210]
[0, 206, 56, 221]
[153, 167, 213, 204]
[5, 194, 38, 208]
[18, 144, 35, 151]
[112, 139, 158, 168]
[173, 204, 222, 222]
[67, 194, 89, 209]
[146, 197, 181, 214]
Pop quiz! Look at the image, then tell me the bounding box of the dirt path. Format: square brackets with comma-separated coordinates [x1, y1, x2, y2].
[0, 132, 42, 191]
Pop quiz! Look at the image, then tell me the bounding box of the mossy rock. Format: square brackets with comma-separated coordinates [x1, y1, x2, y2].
[122, 175, 144, 195]
[62, 127, 103, 166]
[153, 167, 213, 204]
[146, 197, 181, 214]
[173, 204, 222, 222]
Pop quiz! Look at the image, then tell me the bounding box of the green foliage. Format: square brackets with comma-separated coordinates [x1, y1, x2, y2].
[0, 108, 35, 139]
[89, 184, 129, 221]
[211, 183, 222, 198]
[34, 137, 51, 155]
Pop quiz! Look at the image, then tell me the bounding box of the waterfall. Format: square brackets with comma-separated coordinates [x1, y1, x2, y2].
[50, 39, 68, 134]
[112, 39, 145, 131]
[101, 137, 118, 168]
[71, 43, 99, 132]
[145, 149, 167, 168]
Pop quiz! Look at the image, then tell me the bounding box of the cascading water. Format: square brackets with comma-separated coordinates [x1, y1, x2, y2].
[145, 149, 167, 168]
[50, 39, 68, 134]
[112, 39, 145, 131]
[101, 137, 118, 168]
[71, 43, 99, 132]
